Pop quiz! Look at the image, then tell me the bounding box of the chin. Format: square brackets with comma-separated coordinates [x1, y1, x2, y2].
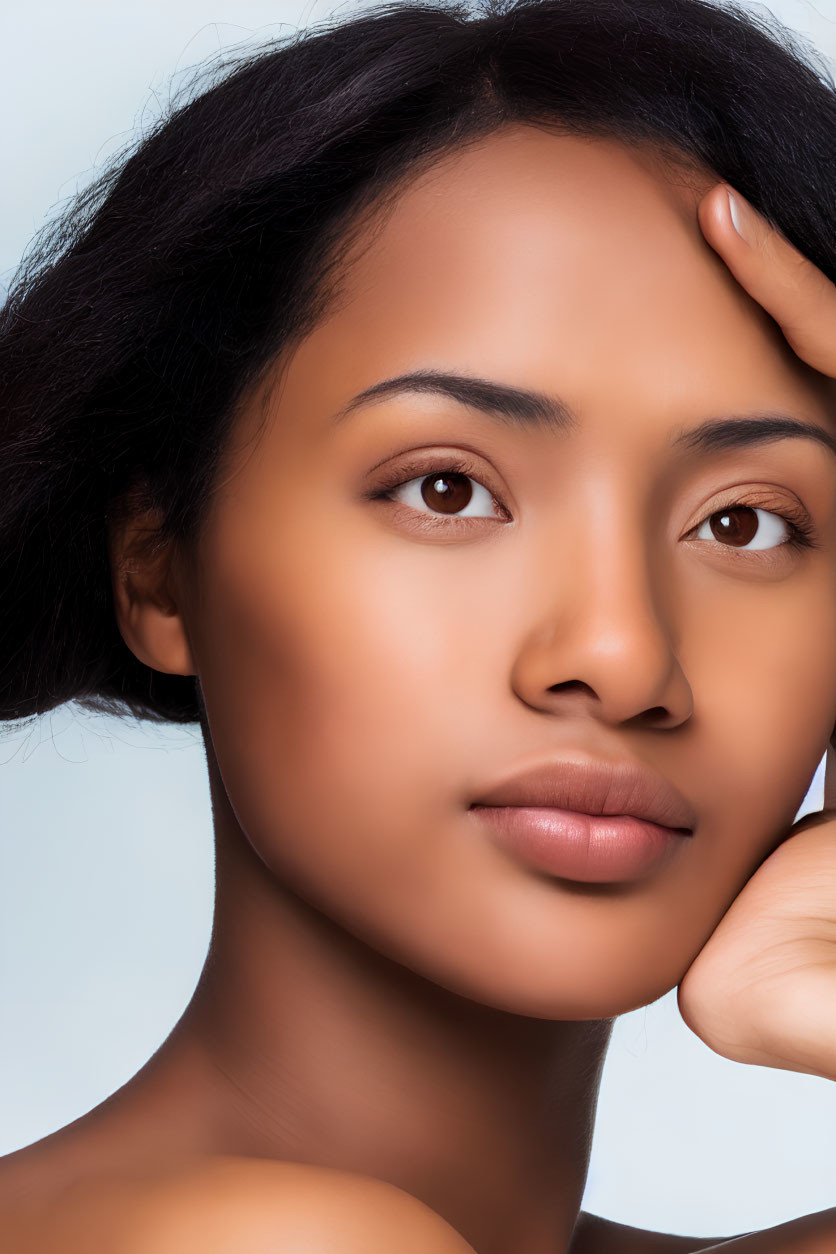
[428, 964, 673, 1021]
[372, 911, 681, 1022]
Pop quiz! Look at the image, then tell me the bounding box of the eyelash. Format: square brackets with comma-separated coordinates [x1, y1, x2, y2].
[367, 454, 821, 553]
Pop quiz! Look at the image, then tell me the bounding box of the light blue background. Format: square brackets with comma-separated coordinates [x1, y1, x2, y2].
[2, 0, 835, 1238]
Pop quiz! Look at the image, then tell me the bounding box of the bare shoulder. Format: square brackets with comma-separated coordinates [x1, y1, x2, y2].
[6, 1155, 478, 1254]
[570, 1208, 836, 1254]
[131, 1157, 479, 1254]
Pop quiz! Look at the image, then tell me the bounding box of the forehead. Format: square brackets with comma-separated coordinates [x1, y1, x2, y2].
[325, 126, 735, 354]
[339, 124, 716, 308]
[235, 124, 834, 471]
[297, 127, 806, 397]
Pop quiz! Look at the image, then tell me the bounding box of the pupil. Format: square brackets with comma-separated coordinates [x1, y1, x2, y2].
[421, 472, 473, 515]
[710, 506, 758, 547]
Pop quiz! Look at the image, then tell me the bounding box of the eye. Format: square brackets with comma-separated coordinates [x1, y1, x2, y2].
[370, 456, 510, 523]
[691, 502, 817, 552]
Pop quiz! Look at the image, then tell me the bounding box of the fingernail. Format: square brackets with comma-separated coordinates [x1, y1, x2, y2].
[726, 188, 752, 243]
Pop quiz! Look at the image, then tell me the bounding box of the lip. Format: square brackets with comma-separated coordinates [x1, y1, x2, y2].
[469, 753, 696, 883]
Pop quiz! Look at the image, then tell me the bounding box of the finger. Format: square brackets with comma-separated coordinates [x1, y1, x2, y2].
[697, 183, 836, 377]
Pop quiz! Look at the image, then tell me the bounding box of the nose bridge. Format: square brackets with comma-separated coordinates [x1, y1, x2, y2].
[581, 479, 670, 639]
[514, 468, 691, 726]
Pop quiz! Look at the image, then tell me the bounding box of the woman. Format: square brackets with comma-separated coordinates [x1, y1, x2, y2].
[0, 0, 834, 1249]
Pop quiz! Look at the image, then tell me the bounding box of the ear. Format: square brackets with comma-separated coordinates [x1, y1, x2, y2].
[108, 491, 197, 677]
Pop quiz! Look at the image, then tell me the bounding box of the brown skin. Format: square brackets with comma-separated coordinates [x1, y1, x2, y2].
[2, 126, 835, 1253]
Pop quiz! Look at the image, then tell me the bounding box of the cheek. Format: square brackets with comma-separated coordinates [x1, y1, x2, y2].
[679, 567, 836, 884]
[192, 519, 484, 902]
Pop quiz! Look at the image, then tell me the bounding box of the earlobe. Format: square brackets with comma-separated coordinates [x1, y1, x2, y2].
[117, 592, 197, 677]
[108, 503, 197, 678]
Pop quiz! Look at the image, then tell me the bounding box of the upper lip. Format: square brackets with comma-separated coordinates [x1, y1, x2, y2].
[470, 753, 696, 833]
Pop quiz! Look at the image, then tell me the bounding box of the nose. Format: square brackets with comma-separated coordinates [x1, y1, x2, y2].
[510, 506, 694, 731]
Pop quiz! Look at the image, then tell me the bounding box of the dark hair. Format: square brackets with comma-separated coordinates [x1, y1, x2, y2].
[2, 0, 834, 728]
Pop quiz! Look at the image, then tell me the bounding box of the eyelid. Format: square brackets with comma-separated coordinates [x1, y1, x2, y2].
[685, 489, 820, 550]
[366, 451, 512, 521]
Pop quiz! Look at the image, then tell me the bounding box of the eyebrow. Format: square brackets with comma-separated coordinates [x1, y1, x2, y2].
[333, 369, 573, 430]
[331, 368, 836, 459]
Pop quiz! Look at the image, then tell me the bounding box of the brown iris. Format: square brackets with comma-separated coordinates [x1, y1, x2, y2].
[709, 506, 759, 547]
[420, 472, 474, 515]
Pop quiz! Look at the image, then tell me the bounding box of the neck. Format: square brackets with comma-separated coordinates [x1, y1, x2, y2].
[88, 750, 613, 1254]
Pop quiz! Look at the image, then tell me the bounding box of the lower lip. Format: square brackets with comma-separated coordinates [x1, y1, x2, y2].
[470, 806, 691, 883]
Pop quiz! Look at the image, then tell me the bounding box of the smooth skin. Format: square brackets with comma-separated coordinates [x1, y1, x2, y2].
[2, 126, 835, 1253]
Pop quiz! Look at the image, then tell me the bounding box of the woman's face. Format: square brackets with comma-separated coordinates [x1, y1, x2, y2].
[179, 125, 836, 1018]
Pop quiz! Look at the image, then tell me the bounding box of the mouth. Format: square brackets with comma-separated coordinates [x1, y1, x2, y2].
[469, 804, 691, 884]
[468, 752, 695, 884]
